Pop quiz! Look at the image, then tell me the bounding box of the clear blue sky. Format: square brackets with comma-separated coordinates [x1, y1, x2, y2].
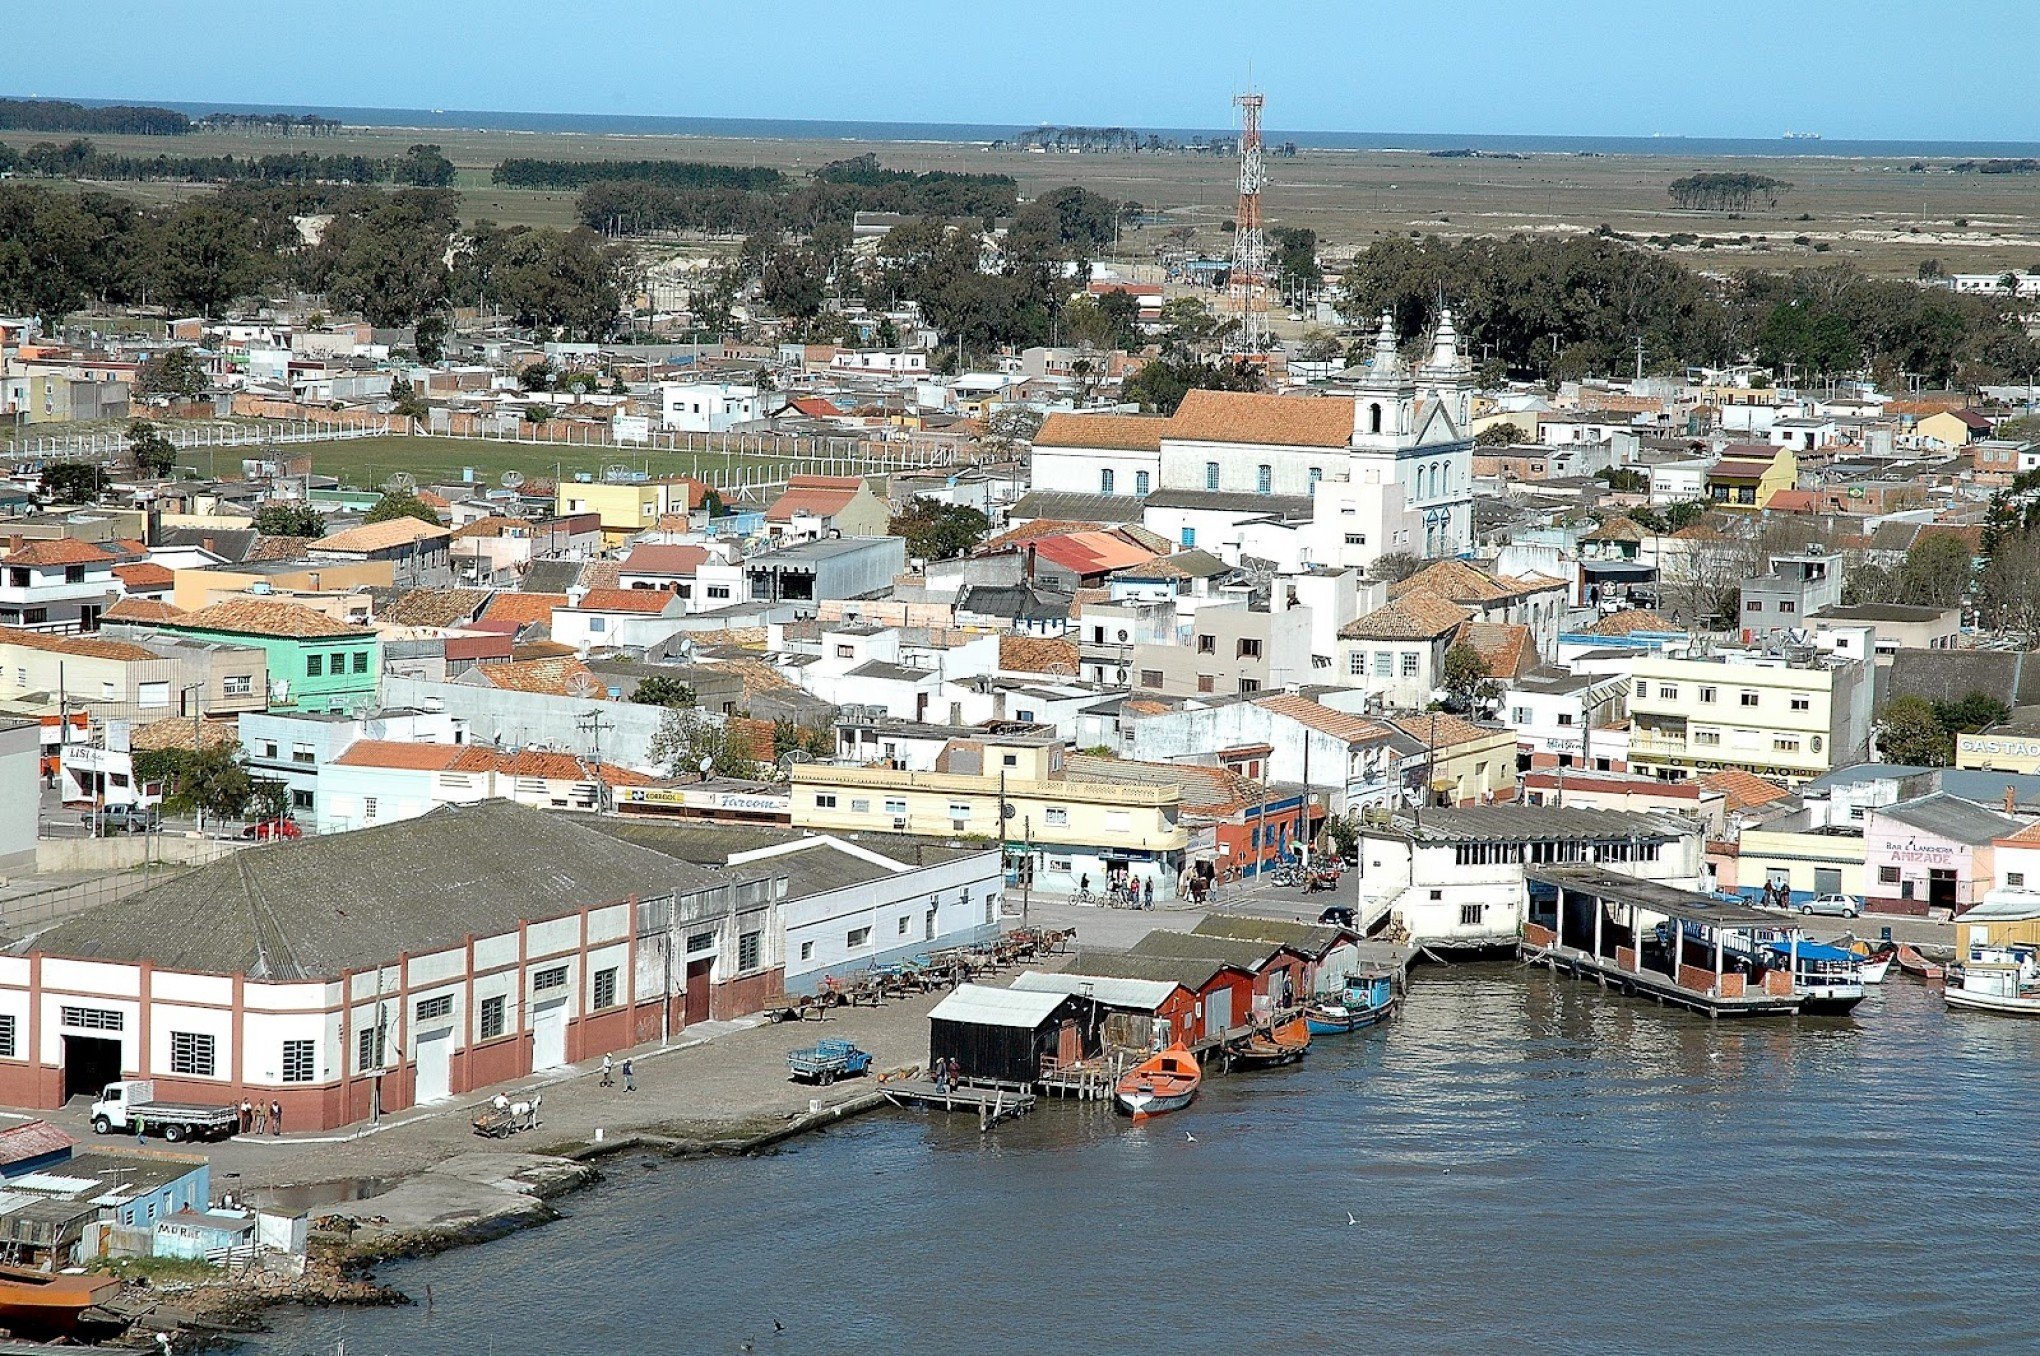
[6, 0, 2035, 140]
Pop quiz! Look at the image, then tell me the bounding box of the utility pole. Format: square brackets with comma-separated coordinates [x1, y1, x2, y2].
[575, 709, 615, 809]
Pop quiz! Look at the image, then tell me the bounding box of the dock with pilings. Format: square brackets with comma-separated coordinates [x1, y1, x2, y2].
[881, 1078, 1036, 1129]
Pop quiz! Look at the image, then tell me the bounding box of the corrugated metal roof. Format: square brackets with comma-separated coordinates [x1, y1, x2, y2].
[1876, 792, 2022, 846]
[1011, 970, 1185, 1009]
[927, 983, 1067, 1028]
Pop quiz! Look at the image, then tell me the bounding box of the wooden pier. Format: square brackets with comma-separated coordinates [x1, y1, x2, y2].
[882, 1079, 1037, 1129]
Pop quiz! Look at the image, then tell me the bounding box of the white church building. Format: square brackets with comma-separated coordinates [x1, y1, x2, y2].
[1029, 310, 1475, 570]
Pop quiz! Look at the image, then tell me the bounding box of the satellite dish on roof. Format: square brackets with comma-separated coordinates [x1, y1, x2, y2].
[602, 463, 634, 484]
[566, 672, 599, 697]
[698, 755, 715, 775]
[501, 470, 526, 490]
[384, 472, 416, 494]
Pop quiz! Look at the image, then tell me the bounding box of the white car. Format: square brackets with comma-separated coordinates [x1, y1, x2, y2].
[1800, 893, 1862, 918]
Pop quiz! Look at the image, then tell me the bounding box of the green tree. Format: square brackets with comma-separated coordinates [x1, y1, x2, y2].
[1842, 561, 1895, 606]
[137, 346, 210, 398]
[388, 376, 428, 420]
[1596, 466, 1648, 493]
[38, 460, 104, 503]
[1441, 643, 1502, 714]
[138, 198, 266, 316]
[1874, 694, 1951, 766]
[1895, 532, 1973, 607]
[630, 674, 697, 708]
[647, 709, 762, 781]
[314, 188, 457, 328]
[1368, 552, 1424, 584]
[413, 314, 449, 364]
[362, 491, 441, 526]
[125, 419, 177, 477]
[1122, 353, 1263, 415]
[772, 718, 834, 762]
[140, 745, 257, 828]
[1933, 692, 2007, 735]
[889, 498, 990, 561]
[252, 501, 325, 537]
[1475, 421, 1525, 446]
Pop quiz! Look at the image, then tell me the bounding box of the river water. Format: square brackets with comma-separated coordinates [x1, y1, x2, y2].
[255, 969, 2040, 1355]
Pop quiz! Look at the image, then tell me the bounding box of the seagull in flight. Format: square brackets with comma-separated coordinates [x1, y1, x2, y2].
[1346, 1212, 1358, 1226]
[1184, 1131, 1196, 1142]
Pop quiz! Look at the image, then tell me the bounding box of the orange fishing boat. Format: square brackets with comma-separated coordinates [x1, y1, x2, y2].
[1229, 1016, 1312, 1069]
[1114, 1044, 1201, 1120]
[1896, 944, 1946, 982]
[0, 1264, 120, 1336]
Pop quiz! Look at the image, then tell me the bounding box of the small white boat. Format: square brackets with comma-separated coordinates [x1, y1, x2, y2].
[1857, 953, 1892, 985]
[1942, 946, 2040, 1016]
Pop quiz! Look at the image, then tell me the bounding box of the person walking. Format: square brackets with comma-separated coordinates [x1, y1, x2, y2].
[253, 1102, 267, 1135]
[133, 1114, 146, 1145]
[621, 1058, 635, 1093]
[1142, 877, 1155, 910]
[269, 1100, 282, 1136]
[239, 1099, 252, 1135]
[600, 1053, 614, 1087]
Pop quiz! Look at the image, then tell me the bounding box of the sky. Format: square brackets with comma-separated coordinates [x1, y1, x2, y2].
[5, 1, 2037, 141]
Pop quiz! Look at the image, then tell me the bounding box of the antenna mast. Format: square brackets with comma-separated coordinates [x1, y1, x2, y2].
[1228, 90, 1269, 355]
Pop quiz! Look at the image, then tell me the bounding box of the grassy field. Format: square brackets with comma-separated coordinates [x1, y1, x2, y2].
[265, 434, 822, 493]
[10, 122, 2040, 276]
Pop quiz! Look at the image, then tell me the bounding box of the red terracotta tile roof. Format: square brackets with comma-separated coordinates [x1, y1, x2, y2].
[766, 475, 866, 522]
[131, 716, 240, 752]
[1025, 531, 1155, 576]
[4, 538, 112, 567]
[1455, 621, 1535, 679]
[333, 739, 468, 771]
[469, 656, 602, 695]
[1033, 412, 1169, 451]
[481, 593, 569, 626]
[1167, 389, 1353, 449]
[112, 562, 174, 589]
[620, 544, 709, 576]
[103, 597, 188, 624]
[571, 588, 678, 614]
[313, 518, 451, 553]
[1583, 609, 1677, 636]
[0, 630, 161, 662]
[999, 634, 1079, 677]
[1696, 768, 1794, 813]
[1340, 594, 1473, 641]
[1252, 693, 1395, 746]
[1386, 712, 1501, 750]
[173, 598, 362, 639]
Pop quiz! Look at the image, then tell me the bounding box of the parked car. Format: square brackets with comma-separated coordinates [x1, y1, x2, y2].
[240, 817, 303, 841]
[1800, 893, 1863, 918]
[1316, 905, 1357, 928]
[80, 804, 159, 835]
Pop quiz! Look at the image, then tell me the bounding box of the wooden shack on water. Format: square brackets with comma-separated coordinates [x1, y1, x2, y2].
[927, 984, 1098, 1084]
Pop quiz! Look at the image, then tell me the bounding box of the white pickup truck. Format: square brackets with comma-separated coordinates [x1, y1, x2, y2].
[89, 1079, 239, 1143]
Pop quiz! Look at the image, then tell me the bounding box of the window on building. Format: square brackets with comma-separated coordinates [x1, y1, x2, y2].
[1140, 669, 1163, 688]
[1745, 600, 1763, 612]
[1401, 653, 1419, 677]
[592, 967, 619, 1009]
[170, 1031, 215, 1077]
[533, 965, 569, 992]
[1658, 684, 1678, 700]
[1740, 690, 1760, 708]
[1180, 527, 1197, 547]
[834, 644, 854, 658]
[897, 916, 911, 937]
[814, 793, 837, 809]
[1205, 462, 1220, 491]
[292, 743, 315, 764]
[306, 655, 323, 677]
[1344, 533, 1367, 546]
[948, 802, 971, 827]
[1256, 465, 1273, 494]
[1239, 678, 1261, 694]
[358, 1026, 386, 1070]
[1790, 694, 1811, 712]
[1878, 865, 1900, 884]
[281, 1039, 314, 1083]
[799, 940, 814, 962]
[1237, 638, 1262, 659]
[1308, 466, 1323, 488]
[416, 994, 454, 1021]
[1351, 654, 1366, 676]
[883, 798, 907, 816]
[708, 586, 731, 599]
[1373, 651, 1393, 677]
[61, 1006, 122, 1031]
[1699, 686, 1716, 704]
[223, 675, 253, 697]
[1044, 807, 1069, 827]
[1693, 730, 1721, 747]
[1135, 471, 1150, 496]
[1100, 469, 1116, 494]
[2010, 872, 2027, 888]
[353, 651, 369, 673]
[848, 926, 871, 948]
[479, 995, 507, 1040]
[1197, 634, 1216, 654]
[0, 1013, 16, 1058]
[1459, 903, 1486, 927]
[1778, 600, 1796, 615]
[687, 931, 714, 954]
[363, 797, 378, 822]
[1773, 737, 1800, 753]
[1198, 674, 1216, 693]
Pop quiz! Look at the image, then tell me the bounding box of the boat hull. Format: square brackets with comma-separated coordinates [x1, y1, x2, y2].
[1856, 955, 1891, 984]
[1304, 1000, 1397, 1034]
[1943, 988, 2040, 1016]
[1114, 1087, 1197, 1118]
[1797, 989, 1866, 1015]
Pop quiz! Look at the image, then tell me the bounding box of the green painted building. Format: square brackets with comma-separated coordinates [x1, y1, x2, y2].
[153, 599, 380, 712]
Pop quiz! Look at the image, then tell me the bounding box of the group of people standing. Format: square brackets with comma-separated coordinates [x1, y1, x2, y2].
[236, 1099, 282, 1137]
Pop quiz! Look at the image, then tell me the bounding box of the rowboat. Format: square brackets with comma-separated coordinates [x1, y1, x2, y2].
[0, 1265, 120, 1336]
[1114, 1044, 1201, 1121]
[1305, 972, 1401, 1034]
[1834, 938, 1893, 984]
[1895, 944, 1945, 981]
[1229, 1016, 1311, 1069]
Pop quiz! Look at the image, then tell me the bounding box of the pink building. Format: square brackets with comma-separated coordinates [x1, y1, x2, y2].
[1864, 793, 2024, 916]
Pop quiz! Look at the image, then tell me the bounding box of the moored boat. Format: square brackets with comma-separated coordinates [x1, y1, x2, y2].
[1763, 939, 1866, 1014]
[0, 1265, 120, 1336]
[1835, 938, 1893, 984]
[1114, 1044, 1201, 1120]
[1943, 946, 2040, 1016]
[1304, 972, 1401, 1034]
[1229, 1016, 1311, 1069]
[1895, 944, 1946, 981]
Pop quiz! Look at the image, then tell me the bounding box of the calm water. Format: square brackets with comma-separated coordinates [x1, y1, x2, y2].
[256, 969, 2040, 1355]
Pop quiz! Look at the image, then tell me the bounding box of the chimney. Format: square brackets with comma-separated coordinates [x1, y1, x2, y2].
[2006, 786, 2017, 815]
[1025, 543, 1036, 582]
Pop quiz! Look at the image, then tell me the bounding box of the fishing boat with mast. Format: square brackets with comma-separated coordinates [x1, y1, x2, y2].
[1304, 971, 1401, 1034]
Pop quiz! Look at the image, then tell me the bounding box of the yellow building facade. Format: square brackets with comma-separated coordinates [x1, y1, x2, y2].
[1625, 654, 1865, 785]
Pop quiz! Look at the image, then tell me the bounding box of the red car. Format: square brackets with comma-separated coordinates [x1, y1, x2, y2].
[241, 818, 303, 841]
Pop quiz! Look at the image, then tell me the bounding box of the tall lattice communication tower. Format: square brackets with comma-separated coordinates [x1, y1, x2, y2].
[1227, 90, 1269, 354]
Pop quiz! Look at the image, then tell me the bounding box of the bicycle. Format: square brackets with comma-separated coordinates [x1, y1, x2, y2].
[1071, 886, 1096, 906]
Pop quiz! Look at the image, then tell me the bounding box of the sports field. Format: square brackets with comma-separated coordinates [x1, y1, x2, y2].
[276, 434, 824, 494]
